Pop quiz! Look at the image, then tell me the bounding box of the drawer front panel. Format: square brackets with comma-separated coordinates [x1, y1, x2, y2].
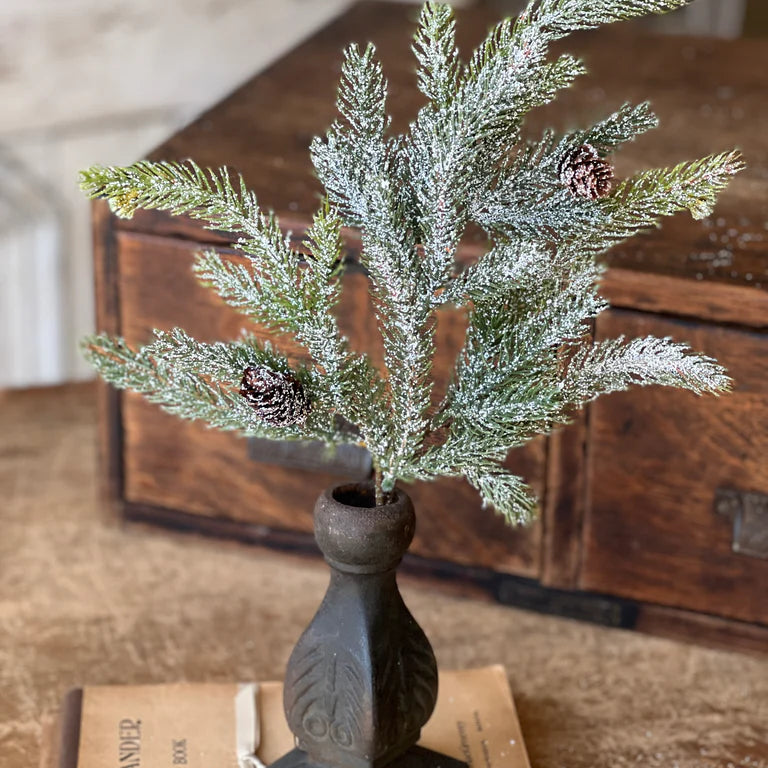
[582, 309, 768, 624]
[117, 232, 544, 577]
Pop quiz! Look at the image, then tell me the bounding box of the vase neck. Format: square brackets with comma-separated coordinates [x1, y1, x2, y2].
[313, 482, 416, 574]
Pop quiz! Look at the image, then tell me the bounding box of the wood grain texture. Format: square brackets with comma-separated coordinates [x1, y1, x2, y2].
[91, 199, 123, 504]
[541, 419, 588, 590]
[581, 309, 768, 625]
[116, 231, 545, 577]
[601, 268, 768, 330]
[634, 604, 768, 656]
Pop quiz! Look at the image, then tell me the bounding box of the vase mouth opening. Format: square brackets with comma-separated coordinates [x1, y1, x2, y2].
[331, 481, 399, 510]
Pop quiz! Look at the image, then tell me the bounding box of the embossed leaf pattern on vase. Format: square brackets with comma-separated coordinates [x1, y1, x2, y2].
[374, 602, 438, 749]
[287, 645, 368, 755]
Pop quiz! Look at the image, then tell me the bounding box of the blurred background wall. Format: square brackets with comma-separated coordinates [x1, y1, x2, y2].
[0, 0, 758, 388]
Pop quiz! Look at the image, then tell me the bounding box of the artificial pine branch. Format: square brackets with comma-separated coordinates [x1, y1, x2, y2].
[413, 2, 460, 109]
[603, 151, 745, 225]
[81, 0, 740, 522]
[562, 335, 733, 402]
[80, 160, 259, 230]
[576, 101, 660, 151]
[468, 102, 660, 241]
[82, 332, 346, 442]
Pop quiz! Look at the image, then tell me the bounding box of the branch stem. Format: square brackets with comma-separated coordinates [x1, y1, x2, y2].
[373, 465, 384, 507]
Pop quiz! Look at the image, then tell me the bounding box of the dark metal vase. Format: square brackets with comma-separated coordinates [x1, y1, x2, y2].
[269, 482, 466, 768]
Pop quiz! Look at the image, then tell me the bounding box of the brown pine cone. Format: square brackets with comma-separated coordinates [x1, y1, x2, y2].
[239, 366, 311, 427]
[559, 144, 614, 200]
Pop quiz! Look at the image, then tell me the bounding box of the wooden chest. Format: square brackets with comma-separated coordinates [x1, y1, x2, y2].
[93, 2, 768, 651]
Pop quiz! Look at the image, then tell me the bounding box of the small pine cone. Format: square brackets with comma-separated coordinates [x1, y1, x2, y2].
[559, 144, 614, 200]
[239, 366, 311, 427]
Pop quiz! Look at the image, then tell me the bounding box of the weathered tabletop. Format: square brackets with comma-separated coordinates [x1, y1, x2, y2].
[1, 383, 766, 768]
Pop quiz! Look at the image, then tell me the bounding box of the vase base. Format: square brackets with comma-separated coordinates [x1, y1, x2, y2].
[268, 746, 468, 768]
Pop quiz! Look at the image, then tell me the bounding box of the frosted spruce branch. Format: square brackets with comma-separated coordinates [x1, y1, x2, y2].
[312, 41, 435, 486]
[80, 163, 387, 454]
[563, 336, 733, 403]
[81, 0, 739, 524]
[83, 331, 353, 443]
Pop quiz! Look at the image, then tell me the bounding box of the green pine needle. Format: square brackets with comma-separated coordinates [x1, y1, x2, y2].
[80, 0, 740, 526]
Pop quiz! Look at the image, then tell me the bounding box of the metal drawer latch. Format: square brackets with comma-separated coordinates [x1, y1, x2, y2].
[714, 488, 768, 560]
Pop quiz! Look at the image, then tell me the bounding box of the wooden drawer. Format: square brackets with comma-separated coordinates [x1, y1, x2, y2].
[582, 309, 768, 624]
[116, 230, 545, 578]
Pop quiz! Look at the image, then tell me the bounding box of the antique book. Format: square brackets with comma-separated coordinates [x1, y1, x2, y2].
[53, 666, 529, 768]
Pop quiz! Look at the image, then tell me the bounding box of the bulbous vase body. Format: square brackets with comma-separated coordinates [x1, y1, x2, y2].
[269, 482, 466, 768]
